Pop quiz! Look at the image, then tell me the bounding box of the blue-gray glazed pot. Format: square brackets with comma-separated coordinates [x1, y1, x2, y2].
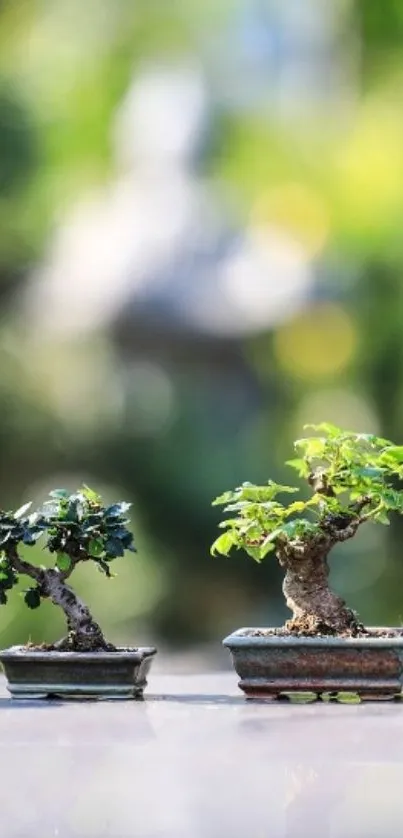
[223, 628, 403, 700]
[0, 645, 157, 700]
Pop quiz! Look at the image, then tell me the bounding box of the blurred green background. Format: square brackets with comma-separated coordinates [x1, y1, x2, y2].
[0, 0, 402, 656]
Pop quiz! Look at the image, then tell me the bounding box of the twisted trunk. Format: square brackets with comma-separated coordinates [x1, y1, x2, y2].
[279, 538, 362, 636]
[10, 551, 113, 651]
[41, 570, 113, 651]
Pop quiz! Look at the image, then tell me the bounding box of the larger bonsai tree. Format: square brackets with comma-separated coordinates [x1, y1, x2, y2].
[0, 486, 136, 651]
[211, 424, 403, 636]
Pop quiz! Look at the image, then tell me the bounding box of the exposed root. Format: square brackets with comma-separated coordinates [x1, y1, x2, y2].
[285, 613, 368, 638]
[50, 631, 116, 652]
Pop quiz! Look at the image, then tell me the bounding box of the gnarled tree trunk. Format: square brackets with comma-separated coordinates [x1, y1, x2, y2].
[10, 550, 113, 651]
[279, 537, 362, 636]
[42, 570, 114, 651]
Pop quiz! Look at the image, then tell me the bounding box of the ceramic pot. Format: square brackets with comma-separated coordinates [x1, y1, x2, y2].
[0, 645, 157, 699]
[223, 628, 403, 701]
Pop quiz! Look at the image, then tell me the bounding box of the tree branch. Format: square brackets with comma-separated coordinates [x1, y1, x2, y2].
[329, 520, 362, 542]
[6, 546, 43, 582]
[58, 551, 90, 581]
[348, 495, 372, 515]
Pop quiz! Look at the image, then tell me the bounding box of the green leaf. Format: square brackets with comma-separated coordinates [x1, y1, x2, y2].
[223, 501, 252, 512]
[373, 509, 390, 525]
[65, 498, 82, 523]
[304, 423, 341, 437]
[294, 437, 326, 458]
[210, 530, 238, 556]
[89, 538, 103, 557]
[259, 538, 276, 558]
[377, 488, 403, 511]
[357, 434, 393, 447]
[244, 545, 264, 562]
[105, 502, 131, 518]
[354, 466, 385, 479]
[82, 485, 101, 502]
[14, 502, 32, 519]
[286, 500, 308, 514]
[286, 458, 310, 478]
[280, 520, 301, 539]
[217, 518, 243, 529]
[24, 588, 41, 609]
[104, 537, 125, 558]
[22, 529, 36, 545]
[212, 490, 239, 507]
[381, 446, 403, 463]
[56, 553, 71, 572]
[0, 568, 17, 590]
[237, 482, 297, 502]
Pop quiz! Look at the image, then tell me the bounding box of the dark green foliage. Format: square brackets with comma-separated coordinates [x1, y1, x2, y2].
[0, 506, 46, 549]
[24, 588, 41, 609]
[0, 486, 137, 607]
[0, 87, 37, 196]
[44, 487, 136, 573]
[211, 424, 403, 561]
[0, 557, 18, 604]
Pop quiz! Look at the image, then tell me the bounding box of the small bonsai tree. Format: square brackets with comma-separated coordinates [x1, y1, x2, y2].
[211, 424, 403, 636]
[0, 486, 136, 651]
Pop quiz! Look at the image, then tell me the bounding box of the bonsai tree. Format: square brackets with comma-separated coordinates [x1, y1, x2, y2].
[211, 424, 403, 636]
[0, 486, 136, 651]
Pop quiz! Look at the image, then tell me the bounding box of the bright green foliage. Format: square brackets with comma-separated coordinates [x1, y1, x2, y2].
[211, 424, 403, 561]
[0, 487, 137, 606]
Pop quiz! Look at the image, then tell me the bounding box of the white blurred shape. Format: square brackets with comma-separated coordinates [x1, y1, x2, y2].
[26, 169, 198, 338]
[179, 227, 313, 336]
[24, 59, 314, 343]
[114, 61, 208, 168]
[220, 228, 312, 328]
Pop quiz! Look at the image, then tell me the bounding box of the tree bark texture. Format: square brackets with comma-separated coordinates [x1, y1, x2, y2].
[10, 550, 113, 651]
[279, 537, 362, 636]
[41, 570, 113, 651]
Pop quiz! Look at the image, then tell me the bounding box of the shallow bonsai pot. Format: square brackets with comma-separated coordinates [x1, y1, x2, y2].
[0, 646, 157, 700]
[223, 628, 403, 701]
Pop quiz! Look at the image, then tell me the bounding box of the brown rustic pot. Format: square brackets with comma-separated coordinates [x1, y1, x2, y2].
[0, 645, 157, 700]
[223, 628, 403, 701]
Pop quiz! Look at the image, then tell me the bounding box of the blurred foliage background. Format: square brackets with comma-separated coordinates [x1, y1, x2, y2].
[0, 0, 402, 657]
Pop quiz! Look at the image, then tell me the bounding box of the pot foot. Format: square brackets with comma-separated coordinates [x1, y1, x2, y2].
[9, 689, 49, 700]
[358, 692, 399, 702]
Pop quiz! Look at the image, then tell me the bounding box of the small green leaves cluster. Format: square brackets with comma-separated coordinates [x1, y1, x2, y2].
[0, 486, 136, 608]
[211, 423, 403, 562]
[0, 503, 47, 551]
[0, 504, 47, 607]
[211, 480, 318, 561]
[45, 487, 136, 577]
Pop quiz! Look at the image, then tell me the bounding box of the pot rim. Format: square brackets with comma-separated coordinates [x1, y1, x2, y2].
[0, 645, 157, 662]
[223, 627, 403, 648]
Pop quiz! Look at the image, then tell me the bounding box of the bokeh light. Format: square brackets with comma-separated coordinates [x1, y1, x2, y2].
[0, 0, 402, 650]
[251, 183, 330, 257]
[273, 303, 358, 380]
[293, 387, 380, 436]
